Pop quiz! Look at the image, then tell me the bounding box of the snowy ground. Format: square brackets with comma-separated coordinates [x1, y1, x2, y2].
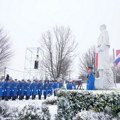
[114, 83, 120, 89]
[2, 83, 120, 120]
[82, 83, 120, 90]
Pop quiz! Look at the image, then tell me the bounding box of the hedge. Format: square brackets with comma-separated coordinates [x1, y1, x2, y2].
[55, 90, 120, 120]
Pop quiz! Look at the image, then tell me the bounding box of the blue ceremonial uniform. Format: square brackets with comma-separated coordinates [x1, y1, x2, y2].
[31, 81, 37, 99]
[13, 82, 18, 97]
[25, 81, 32, 100]
[67, 83, 72, 90]
[87, 72, 96, 90]
[24, 82, 27, 96]
[72, 83, 76, 90]
[53, 82, 58, 89]
[67, 83, 70, 90]
[19, 81, 25, 100]
[53, 82, 58, 96]
[17, 82, 21, 97]
[48, 82, 53, 95]
[4, 81, 11, 100]
[59, 82, 63, 88]
[37, 82, 43, 99]
[10, 81, 14, 98]
[10, 81, 18, 100]
[43, 82, 48, 99]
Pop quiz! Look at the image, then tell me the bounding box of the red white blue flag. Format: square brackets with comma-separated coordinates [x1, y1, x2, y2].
[114, 50, 120, 65]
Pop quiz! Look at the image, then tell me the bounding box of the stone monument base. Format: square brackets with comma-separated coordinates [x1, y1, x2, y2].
[95, 69, 114, 90]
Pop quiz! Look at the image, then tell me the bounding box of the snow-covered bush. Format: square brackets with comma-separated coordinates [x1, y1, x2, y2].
[41, 104, 51, 120]
[55, 97, 73, 120]
[0, 102, 51, 120]
[0, 102, 19, 120]
[43, 97, 58, 105]
[0, 102, 11, 118]
[56, 90, 120, 120]
[73, 111, 120, 120]
[18, 104, 51, 120]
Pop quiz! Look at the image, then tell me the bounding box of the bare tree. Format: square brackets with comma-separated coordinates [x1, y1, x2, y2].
[40, 26, 77, 80]
[79, 46, 96, 74]
[0, 28, 12, 75]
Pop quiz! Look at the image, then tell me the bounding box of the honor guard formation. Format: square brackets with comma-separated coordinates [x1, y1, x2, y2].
[0, 75, 77, 101]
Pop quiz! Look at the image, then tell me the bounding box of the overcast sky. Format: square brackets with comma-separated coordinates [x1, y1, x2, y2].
[0, 0, 120, 79]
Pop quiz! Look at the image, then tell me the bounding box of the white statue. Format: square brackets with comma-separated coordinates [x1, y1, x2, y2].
[95, 24, 114, 89]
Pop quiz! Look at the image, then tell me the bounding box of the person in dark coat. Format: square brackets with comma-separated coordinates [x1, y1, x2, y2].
[86, 66, 96, 90]
[5, 74, 10, 81]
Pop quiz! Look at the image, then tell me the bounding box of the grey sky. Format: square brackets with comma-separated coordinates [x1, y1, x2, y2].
[0, 0, 120, 79]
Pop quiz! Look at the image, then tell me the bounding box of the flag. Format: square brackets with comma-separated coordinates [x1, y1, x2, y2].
[116, 49, 120, 56]
[114, 50, 120, 65]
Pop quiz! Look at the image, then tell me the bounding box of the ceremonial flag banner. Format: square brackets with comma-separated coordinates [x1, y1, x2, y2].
[114, 50, 120, 65]
[116, 50, 120, 56]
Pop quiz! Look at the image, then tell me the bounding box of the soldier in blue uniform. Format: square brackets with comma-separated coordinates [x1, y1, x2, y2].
[37, 80, 43, 100]
[87, 66, 96, 90]
[24, 81, 27, 98]
[4, 80, 11, 101]
[43, 81, 48, 99]
[53, 81, 58, 96]
[71, 81, 76, 90]
[10, 80, 14, 100]
[67, 81, 76, 90]
[67, 81, 72, 90]
[66, 82, 69, 90]
[31, 80, 38, 99]
[58, 81, 63, 88]
[19, 80, 25, 100]
[48, 81, 53, 95]
[25, 80, 32, 100]
[13, 79, 19, 100]
[17, 80, 21, 99]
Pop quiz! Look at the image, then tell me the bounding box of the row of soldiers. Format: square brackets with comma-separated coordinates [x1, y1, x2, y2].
[0, 79, 64, 101]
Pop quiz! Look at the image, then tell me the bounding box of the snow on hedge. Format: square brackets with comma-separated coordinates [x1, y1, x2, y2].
[0, 101, 51, 120]
[56, 90, 120, 120]
[73, 110, 120, 120]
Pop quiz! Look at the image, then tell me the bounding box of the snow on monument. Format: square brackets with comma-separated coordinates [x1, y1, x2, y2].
[95, 24, 114, 89]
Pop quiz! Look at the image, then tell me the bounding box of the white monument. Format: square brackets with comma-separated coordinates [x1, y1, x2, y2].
[95, 24, 114, 89]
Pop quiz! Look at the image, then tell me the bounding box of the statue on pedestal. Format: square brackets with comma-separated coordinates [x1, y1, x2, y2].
[95, 24, 114, 89]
